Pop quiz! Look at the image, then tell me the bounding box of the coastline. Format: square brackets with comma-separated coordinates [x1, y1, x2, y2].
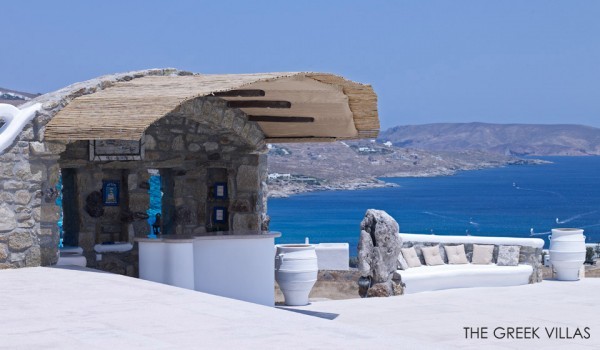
[268, 178, 397, 198]
[267, 158, 550, 198]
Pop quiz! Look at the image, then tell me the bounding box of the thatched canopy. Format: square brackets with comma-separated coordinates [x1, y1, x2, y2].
[43, 71, 379, 143]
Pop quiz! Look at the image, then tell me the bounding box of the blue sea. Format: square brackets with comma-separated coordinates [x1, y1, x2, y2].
[269, 156, 600, 256]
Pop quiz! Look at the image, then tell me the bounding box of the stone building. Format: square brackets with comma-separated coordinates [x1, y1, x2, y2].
[0, 68, 378, 274]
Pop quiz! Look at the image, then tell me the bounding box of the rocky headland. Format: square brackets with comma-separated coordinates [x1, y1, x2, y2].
[267, 140, 549, 197]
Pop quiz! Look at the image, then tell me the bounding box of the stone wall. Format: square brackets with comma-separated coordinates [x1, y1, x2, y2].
[96, 250, 139, 277]
[0, 116, 64, 268]
[0, 137, 42, 268]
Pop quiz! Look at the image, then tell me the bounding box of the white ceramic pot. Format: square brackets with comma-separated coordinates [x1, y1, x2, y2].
[275, 244, 318, 306]
[549, 228, 586, 281]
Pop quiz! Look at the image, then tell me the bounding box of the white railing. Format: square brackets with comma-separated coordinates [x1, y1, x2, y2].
[398, 233, 545, 248]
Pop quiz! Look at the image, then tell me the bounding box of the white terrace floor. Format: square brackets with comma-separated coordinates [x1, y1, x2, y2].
[1, 267, 599, 350]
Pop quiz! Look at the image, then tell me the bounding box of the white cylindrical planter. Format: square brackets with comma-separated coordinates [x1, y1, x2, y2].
[549, 228, 586, 281]
[275, 244, 318, 306]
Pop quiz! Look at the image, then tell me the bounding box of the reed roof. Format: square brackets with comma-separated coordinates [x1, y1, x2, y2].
[44, 72, 379, 143]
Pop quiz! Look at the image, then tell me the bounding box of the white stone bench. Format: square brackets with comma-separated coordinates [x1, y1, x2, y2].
[398, 263, 533, 294]
[396, 233, 544, 294]
[56, 246, 87, 267]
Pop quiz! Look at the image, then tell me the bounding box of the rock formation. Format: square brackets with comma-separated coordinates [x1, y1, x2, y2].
[357, 209, 403, 297]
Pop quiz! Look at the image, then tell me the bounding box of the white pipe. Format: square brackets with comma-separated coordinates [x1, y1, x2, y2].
[0, 103, 42, 153]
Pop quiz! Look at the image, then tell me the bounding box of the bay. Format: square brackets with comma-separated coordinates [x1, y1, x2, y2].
[269, 156, 600, 256]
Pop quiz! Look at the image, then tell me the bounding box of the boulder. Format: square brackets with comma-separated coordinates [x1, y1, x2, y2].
[357, 230, 374, 276]
[357, 209, 403, 297]
[366, 282, 392, 297]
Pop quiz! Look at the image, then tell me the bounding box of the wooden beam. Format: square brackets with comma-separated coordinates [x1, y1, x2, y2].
[226, 100, 291, 109]
[264, 137, 337, 143]
[248, 115, 314, 123]
[212, 89, 265, 97]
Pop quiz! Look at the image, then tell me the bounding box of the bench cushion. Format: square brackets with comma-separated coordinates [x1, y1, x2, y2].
[401, 247, 422, 268]
[472, 244, 494, 264]
[497, 245, 520, 266]
[444, 244, 468, 264]
[396, 264, 532, 294]
[421, 245, 445, 266]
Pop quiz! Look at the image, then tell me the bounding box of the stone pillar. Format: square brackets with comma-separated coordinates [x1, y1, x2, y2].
[0, 130, 65, 268]
[32, 141, 67, 266]
[128, 169, 151, 237]
[76, 168, 103, 263]
[257, 153, 269, 231]
[230, 155, 265, 231]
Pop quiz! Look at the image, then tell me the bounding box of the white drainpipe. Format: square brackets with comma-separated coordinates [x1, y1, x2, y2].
[0, 103, 42, 153]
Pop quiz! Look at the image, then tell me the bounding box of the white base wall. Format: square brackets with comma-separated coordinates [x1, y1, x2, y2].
[165, 242, 195, 290]
[194, 238, 274, 306]
[138, 237, 275, 306]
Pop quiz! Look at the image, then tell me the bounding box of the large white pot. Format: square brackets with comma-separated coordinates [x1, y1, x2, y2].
[275, 244, 318, 306]
[549, 228, 586, 281]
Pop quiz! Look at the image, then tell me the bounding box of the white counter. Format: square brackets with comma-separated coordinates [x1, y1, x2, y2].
[136, 231, 281, 306]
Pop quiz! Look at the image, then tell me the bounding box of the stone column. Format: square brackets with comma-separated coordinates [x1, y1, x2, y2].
[231, 155, 264, 231]
[0, 134, 64, 268]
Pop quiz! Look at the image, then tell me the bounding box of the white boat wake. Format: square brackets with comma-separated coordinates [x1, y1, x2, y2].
[468, 217, 480, 227]
[555, 210, 598, 224]
[512, 182, 567, 200]
[422, 211, 480, 228]
[529, 228, 551, 236]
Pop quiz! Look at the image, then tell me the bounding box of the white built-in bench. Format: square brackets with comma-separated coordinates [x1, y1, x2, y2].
[396, 233, 544, 294]
[56, 246, 87, 267]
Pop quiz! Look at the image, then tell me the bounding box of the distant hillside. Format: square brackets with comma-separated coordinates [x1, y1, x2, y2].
[379, 123, 600, 156]
[267, 140, 546, 197]
[0, 87, 40, 106]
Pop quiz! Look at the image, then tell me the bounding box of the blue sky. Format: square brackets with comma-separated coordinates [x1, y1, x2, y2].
[2, 0, 599, 129]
